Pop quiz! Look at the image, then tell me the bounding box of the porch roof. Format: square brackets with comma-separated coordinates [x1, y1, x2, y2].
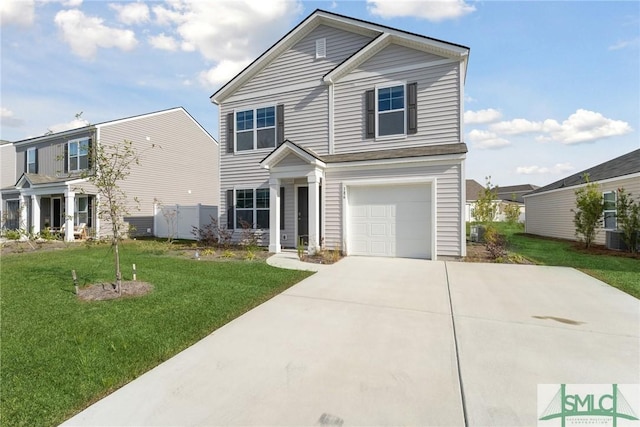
[322, 143, 468, 164]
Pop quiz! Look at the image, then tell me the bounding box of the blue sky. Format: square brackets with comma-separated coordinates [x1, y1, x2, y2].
[1, 0, 638, 187]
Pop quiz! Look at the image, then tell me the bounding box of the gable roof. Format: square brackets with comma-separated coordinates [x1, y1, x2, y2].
[13, 107, 216, 146]
[465, 179, 485, 202]
[466, 180, 538, 203]
[210, 9, 469, 104]
[528, 148, 640, 196]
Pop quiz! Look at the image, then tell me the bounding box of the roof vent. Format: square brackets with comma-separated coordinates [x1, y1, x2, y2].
[315, 38, 326, 59]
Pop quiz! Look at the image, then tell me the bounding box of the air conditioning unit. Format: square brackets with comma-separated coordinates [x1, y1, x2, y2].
[470, 225, 486, 243]
[606, 230, 639, 252]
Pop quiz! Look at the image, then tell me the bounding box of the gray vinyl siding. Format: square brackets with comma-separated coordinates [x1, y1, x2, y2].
[324, 161, 463, 257]
[98, 109, 219, 237]
[525, 175, 640, 246]
[334, 50, 460, 153]
[14, 129, 94, 178]
[234, 25, 373, 97]
[1, 144, 16, 189]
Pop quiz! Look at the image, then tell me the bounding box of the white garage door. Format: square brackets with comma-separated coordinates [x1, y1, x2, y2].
[348, 183, 431, 259]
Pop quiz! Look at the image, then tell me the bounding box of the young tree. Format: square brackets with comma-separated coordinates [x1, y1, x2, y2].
[473, 176, 498, 224]
[85, 139, 142, 293]
[501, 197, 522, 224]
[572, 175, 604, 249]
[616, 188, 640, 253]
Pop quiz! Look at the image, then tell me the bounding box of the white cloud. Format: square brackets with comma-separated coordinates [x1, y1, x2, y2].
[464, 108, 502, 124]
[367, 0, 475, 22]
[54, 9, 138, 59]
[47, 117, 90, 134]
[539, 109, 633, 144]
[199, 59, 252, 86]
[467, 129, 510, 150]
[0, 0, 35, 27]
[40, 0, 84, 6]
[487, 110, 632, 144]
[148, 33, 178, 51]
[109, 2, 150, 25]
[609, 38, 640, 51]
[147, 0, 302, 87]
[516, 162, 575, 175]
[489, 118, 544, 135]
[1, 108, 25, 128]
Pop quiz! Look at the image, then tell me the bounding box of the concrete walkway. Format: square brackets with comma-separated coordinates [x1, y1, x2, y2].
[62, 256, 640, 426]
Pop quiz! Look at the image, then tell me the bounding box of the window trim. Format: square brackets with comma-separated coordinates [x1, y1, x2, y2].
[67, 137, 90, 172]
[234, 105, 277, 153]
[233, 187, 270, 229]
[26, 147, 37, 173]
[75, 196, 89, 226]
[375, 82, 406, 139]
[603, 191, 616, 230]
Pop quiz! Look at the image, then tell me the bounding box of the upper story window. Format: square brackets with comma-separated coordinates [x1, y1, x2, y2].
[235, 106, 276, 152]
[366, 82, 417, 139]
[603, 191, 616, 229]
[67, 137, 90, 172]
[26, 148, 37, 173]
[377, 85, 405, 137]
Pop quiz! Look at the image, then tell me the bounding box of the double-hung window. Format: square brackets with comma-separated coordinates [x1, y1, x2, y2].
[377, 85, 405, 137]
[26, 148, 37, 173]
[234, 188, 270, 229]
[235, 106, 276, 152]
[366, 82, 416, 139]
[603, 191, 616, 229]
[68, 138, 89, 171]
[75, 196, 89, 226]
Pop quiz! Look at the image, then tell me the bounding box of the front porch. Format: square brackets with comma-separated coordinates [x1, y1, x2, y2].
[10, 174, 97, 241]
[261, 140, 325, 254]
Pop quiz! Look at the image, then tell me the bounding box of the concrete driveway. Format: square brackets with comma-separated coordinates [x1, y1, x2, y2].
[62, 256, 639, 427]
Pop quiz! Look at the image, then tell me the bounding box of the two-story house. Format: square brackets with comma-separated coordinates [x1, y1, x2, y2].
[211, 10, 469, 259]
[1, 107, 219, 241]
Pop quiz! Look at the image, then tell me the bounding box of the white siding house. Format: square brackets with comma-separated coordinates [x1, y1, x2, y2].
[1, 107, 219, 241]
[211, 10, 470, 259]
[524, 149, 640, 246]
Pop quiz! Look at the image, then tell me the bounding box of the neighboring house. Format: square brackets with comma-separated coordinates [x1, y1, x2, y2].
[465, 179, 538, 222]
[524, 149, 640, 246]
[210, 9, 470, 259]
[0, 107, 219, 241]
[0, 140, 17, 228]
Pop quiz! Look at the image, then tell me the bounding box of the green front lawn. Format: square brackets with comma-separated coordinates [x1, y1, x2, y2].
[484, 223, 640, 299]
[0, 242, 312, 427]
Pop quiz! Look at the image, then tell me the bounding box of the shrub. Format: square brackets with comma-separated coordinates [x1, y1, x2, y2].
[616, 188, 640, 253]
[5, 229, 21, 240]
[191, 216, 234, 248]
[572, 175, 604, 249]
[484, 225, 507, 259]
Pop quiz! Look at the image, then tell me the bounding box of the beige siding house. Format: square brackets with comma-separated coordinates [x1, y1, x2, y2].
[1, 107, 219, 241]
[211, 9, 470, 259]
[524, 149, 640, 246]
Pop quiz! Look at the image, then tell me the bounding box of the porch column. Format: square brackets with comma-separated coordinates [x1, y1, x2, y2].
[31, 195, 41, 234]
[307, 171, 321, 254]
[18, 193, 28, 235]
[268, 177, 281, 253]
[64, 190, 75, 242]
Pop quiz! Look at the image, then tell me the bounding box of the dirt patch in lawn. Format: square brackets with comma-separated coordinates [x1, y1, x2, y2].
[77, 281, 153, 301]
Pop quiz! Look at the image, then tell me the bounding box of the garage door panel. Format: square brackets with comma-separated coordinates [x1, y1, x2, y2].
[348, 184, 431, 259]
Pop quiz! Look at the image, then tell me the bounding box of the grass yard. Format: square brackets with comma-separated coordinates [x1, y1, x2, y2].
[486, 223, 640, 299]
[0, 242, 312, 427]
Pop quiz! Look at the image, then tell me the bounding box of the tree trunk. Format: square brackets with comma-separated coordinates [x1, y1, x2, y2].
[114, 238, 122, 294]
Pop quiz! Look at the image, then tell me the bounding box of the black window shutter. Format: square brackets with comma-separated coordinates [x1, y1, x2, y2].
[277, 104, 285, 146]
[34, 149, 38, 173]
[87, 138, 93, 169]
[24, 151, 27, 174]
[280, 186, 285, 230]
[226, 113, 234, 154]
[226, 189, 234, 229]
[64, 144, 68, 173]
[365, 89, 375, 139]
[407, 82, 417, 135]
